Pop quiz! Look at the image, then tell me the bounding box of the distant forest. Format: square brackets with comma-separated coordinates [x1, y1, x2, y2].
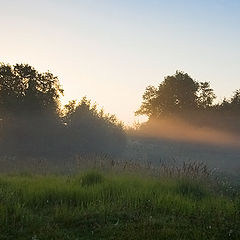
[0, 64, 239, 158]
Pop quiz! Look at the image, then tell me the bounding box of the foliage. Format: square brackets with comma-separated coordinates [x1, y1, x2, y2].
[136, 71, 201, 117]
[135, 85, 158, 117]
[136, 71, 219, 118]
[218, 89, 240, 113]
[197, 82, 216, 109]
[0, 63, 64, 156]
[0, 63, 126, 158]
[136, 70, 240, 133]
[63, 97, 126, 156]
[0, 63, 63, 117]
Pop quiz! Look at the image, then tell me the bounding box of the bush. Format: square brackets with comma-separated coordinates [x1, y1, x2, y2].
[81, 171, 105, 187]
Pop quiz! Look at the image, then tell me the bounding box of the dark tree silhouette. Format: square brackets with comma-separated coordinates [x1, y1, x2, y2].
[197, 82, 216, 109]
[229, 89, 240, 112]
[136, 71, 201, 118]
[135, 86, 158, 117]
[135, 71, 240, 134]
[63, 97, 126, 156]
[0, 63, 63, 117]
[0, 63, 64, 156]
[0, 63, 126, 158]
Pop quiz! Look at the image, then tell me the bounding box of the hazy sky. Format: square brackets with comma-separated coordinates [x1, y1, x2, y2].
[1, 0, 240, 125]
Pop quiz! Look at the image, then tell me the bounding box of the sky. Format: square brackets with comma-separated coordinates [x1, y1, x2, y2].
[0, 0, 240, 125]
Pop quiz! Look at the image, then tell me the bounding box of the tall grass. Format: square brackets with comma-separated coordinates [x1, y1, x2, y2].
[0, 168, 239, 240]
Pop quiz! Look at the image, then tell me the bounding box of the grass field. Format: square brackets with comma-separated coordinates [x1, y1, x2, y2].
[0, 170, 239, 240]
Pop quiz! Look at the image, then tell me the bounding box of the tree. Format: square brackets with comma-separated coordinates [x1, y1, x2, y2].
[197, 82, 216, 109]
[0, 63, 64, 156]
[0, 63, 63, 118]
[230, 89, 240, 108]
[136, 71, 199, 118]
[63, 97, 126, 156]
[218, 89, 240, 114]
[135, 86, 158, 117]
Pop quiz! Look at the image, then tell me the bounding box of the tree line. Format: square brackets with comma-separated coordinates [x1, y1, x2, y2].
[0, 63, 126, 157]
[0, 64, 239, 158]
[136, 71, 240, 133]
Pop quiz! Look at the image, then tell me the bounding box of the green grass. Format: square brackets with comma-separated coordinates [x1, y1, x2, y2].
[0, 172, 239, 240]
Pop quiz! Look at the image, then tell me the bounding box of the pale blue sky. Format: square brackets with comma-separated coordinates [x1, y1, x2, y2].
[0, 0, 240, 124]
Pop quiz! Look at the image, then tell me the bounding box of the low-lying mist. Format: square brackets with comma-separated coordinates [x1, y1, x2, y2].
[134, 117, 240, 148]
[124, 117, 240, 174]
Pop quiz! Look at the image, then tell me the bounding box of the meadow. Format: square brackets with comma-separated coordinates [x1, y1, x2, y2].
[0, 161, 239, 240]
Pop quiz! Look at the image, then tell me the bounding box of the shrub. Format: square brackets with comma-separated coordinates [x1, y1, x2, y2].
[81, 171, 104, 187]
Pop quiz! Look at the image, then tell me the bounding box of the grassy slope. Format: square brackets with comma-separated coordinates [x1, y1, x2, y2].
[0, 172, 239, 240]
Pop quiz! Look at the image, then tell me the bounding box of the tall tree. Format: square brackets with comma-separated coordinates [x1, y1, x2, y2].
[136, 71, 199, 118]
[0, 63, 64, 156]
[135, 86, 158, 117]
[0, 63, 63, 118]
[197, 82, 216, 109]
